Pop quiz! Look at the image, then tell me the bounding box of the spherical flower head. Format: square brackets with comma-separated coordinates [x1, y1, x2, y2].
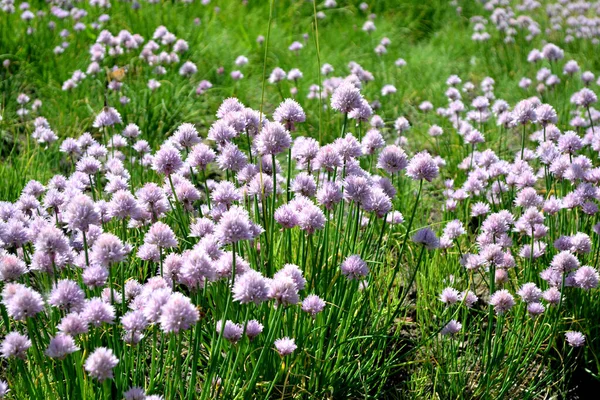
[570, 232, 591, 254]
[489, 289, 515, 315]
[407, 151, 439, 182]
[82, 297, 116, 326]
[269, 67, 287, 84]
[232, 270, 269, 305]
[574, 266, 599, 290]
[215, 205, 259, 245]
[124, 387, 146, 400]
[188, 143, 216, 170]
[49, 279, 86, 313]
[542, 287, 561, 305]
[535, 104, 557, 126]
[268, 275, 300, 306]
[527, 302, 545, 317]
[57, 312, 89, 336]
[211, 181, 241, 207]
[573, 88, 598, 107]
[0, 380, 8, 398]
[331, 82, 363, 113]
[245, 319, 264, 340]
[443, 220, 466, 241]
[297, 203, 326, 234]
[362, 129, 385, 155]
[511, 99, 537, 125]
[152, 144, 183, 176]
[145, 222, 178, 249]
[93, 107, 122, 128]
[565, 331, 585, 347]
[216, 320, 243, 343]
[45, 334, 79, 359]
[160, 293, 199, 333]
[254, 121, 291, 156]
[274, 264, 306, 291]
[2, 284, 44, 321]
[441, 320, 462, 336]
[316, 181, 342, 210]
[439, 287, 460, 305]
[274, 337, 297, 356]
[550, 251, 580, 273]
[173, 123, 200, 149]
[1, 332, 31, 359]
[340, 254, 369, 280]
[348, 99, 373, 121]
[517, 282, 542, 303]
[82, 265, 109, 289]
[217, 143, 248, 172]
[0, 254, 28, 282]
[301, 294, 326, 317]
[541, 43, 564, 61]
[216, 98, 245, 119]
[412, 228, 440, 249]
[208, 120, 236, 145]
[377, 145, 408, 174]
[273, 99, 305, 131]
[65, 194, 100, 232]
[85, 347, 119, 382]
[91, 233, 128, 267]
[181, 249, 217, 288]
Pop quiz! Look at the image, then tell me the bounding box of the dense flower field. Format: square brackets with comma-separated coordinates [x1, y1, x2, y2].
[1, 0, 600, 398]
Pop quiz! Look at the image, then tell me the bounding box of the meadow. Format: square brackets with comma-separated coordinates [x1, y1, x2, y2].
[1, 0, 600, 398]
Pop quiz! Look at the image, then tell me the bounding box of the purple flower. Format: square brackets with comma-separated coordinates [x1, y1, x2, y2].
[331, 82, 363, 113]
[245, 319, 264, 340]
[268, 275, 300, 306]
[152, 145, 183, 176]
[1, 332, 31, 359]
[160, 293, 199, 333]
[377, 145, 408, 174]
[84, 347, 119, 382]
[173, 123, 200, 149]
[273, 99, 305, 131]
[441, 320, 462, 336]
[517, 282, 542, 303]
[489, 289, 515, 315]
[565, 331, 585, 347]
[49, 279, 86, 312]
[254, 121, 292, 155]
[91, 233, 128, 266]
[439, 287, 460, 305]
[406, 151, 439, 182]
[81, 298, 115, 326]
[65, 194, 100, 232]
[216, 320, 243, 343]
[274, 337, 297, 356]
[217, 143, 248, 172]
[2, 284, 44, 321]
[188, 144, 216, 170]
[574, 266, 599, 290]
[45, 334, 79, 359]
[215, 205, 261, 244]
[93, 107, 122, 128]
[511, 99, 537, 125]
[57, 312, 89, 336]
[145, 222, 178, 249]
[301, 294, 326, 317]
[340, 254, 369, 280]
[232, 270, 269, 305]
[0, 254, 28, 282]
[412, 228, 440, 249]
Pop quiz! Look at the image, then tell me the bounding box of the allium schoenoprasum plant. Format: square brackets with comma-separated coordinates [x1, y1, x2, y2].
[3, 0, 600, 398]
